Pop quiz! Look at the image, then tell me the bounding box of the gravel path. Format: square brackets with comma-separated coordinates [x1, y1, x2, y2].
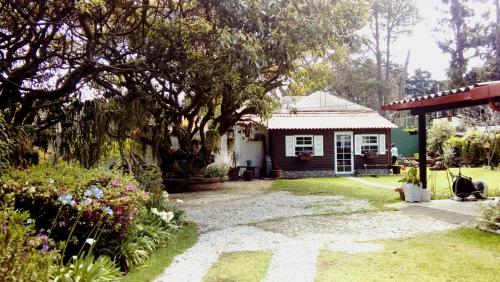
[155, 182, 457, 282]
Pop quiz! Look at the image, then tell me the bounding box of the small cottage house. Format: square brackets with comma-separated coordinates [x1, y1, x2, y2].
[268, 91, 397, 178]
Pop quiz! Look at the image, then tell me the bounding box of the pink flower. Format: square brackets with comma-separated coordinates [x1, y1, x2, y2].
[111, 178, 120, 187]
[126, 184, 136, 191]
[116, 207, 124, 215]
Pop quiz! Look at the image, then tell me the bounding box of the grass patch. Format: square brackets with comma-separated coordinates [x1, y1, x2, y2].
[316, 228, 500, 282]
[121, 222, 198, 282]
[361, 167, 500, 199]
[271, 177, 400, 209]
[203, 251, 272, 282]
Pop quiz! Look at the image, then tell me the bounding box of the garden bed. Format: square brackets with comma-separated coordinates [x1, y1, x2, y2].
[164, 176, 229, 193]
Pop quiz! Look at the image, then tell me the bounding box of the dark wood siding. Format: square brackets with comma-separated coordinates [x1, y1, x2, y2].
[269, 129, 334, 171]
[269, 128, 391, 172]
[352, 128, 390, 170]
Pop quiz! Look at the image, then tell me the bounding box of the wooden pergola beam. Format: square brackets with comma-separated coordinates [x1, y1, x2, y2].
[381, 81, 500, 190]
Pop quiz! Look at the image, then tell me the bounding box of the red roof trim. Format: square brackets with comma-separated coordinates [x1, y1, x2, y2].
[382, 81, 500, 112]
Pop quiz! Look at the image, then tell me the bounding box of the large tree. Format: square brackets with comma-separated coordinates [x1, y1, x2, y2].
[364, 0, 419, 110]
[1, 0, 369, 172]
[437, 0, 488, 87]
[0, 0, 159, 130]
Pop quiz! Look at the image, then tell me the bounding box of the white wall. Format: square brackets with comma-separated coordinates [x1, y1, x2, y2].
[213, 134, 231, 167]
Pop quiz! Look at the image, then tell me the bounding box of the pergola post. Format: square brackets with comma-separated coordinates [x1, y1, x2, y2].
[418, 112, 427, 189]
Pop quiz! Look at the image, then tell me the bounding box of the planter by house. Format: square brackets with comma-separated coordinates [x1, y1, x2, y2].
[243, 170, 254, 181]
[298, 155, 313, 161]
[391, 165, 401, 175]
[271, 169, 283, 179]
[399, 167, 421, 202]
[364, 152, 378, 159]
[403, 184, 421, 202]
[228, 167, 240, 181]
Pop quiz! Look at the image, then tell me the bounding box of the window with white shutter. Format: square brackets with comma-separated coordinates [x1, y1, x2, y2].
[313, 135, 324, 156]
[355, 135, 362, 155]
[284, 135, 324, 157]
[285, 136, 294, 157]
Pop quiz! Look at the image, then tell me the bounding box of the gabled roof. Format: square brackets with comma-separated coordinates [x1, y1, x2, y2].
[268, 92, 396, 130]
[282, 91, 373, 112]
[267, 112, 396, 129]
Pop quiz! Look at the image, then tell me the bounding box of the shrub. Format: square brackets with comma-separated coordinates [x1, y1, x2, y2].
[427, 120, 456, 155]
[477, 199, 500, 234]
[132, 164, 165, 193]
[50, 254, 122, 282]
[0, 203, 58, 281]
[0, 113, 13, 171]
[0, 163, 149, 261]
[204, 164, 229, 178]
[116, 192, 183, 270]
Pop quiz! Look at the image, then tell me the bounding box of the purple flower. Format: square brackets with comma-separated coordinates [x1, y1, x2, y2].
[126, 184, 136, 191]
[102, 205, 113, 216]
[111, 179, 120, 187]
[2, 223, 7, 230]
[84, 185, 104, 199]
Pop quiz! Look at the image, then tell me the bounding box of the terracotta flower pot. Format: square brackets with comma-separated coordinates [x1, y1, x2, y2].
[298, 155, 312, 161]
[271, 169, 283, 179]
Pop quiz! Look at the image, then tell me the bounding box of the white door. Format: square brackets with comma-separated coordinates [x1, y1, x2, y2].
[335, 132, 354, 174]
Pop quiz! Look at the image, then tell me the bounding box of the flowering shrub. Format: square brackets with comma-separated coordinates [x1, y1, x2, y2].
[0, 203, 58, 281]
[0, 163, 149, 261]
[117, 191, 184, 270]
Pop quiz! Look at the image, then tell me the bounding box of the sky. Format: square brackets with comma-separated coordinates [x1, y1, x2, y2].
[391, 0, 495, 81]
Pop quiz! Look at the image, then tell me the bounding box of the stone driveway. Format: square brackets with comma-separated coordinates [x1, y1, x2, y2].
[156, 181, 458, 282]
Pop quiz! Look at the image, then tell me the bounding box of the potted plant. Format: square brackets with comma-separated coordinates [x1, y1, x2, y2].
[271, 167, 283, 179]
[297, 150, 313, 161]
[399, 167, 422, 202]
[228, 152, 240, 181]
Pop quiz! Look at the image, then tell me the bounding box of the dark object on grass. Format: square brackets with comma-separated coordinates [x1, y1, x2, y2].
[451, 171, 487, 200]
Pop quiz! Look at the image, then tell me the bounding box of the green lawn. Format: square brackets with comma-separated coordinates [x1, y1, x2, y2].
[361, 167, 500, 199]
[121, 222, 198, 282]
[271, 177, 400, 209]
[316, 228, 500, 282]
[203, 251, 272, 282]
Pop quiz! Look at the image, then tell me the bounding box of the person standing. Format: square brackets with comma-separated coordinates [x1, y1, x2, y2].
[391, 143, 398, 165]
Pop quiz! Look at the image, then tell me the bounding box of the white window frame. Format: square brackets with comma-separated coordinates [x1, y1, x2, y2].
[294, 135, 314, 156]
[360, 134, 379, 154]
[334, 132, 354, 174]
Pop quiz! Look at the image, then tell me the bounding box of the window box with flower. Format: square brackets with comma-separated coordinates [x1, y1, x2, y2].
[297, 150, 314, 161]
[362, 150, 378, 159]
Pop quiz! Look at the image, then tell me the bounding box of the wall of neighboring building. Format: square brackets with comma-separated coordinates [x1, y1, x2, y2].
[213, 124, 268, 178]
[269, 128, 390, 177]
[213, 134, 231, 167]
[391, 128, 418, 157]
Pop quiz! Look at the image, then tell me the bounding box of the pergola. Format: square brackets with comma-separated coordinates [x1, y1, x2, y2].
[382, 81, 500, 189]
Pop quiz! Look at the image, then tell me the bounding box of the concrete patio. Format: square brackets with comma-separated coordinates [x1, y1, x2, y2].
[387, 198, 497, 227]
